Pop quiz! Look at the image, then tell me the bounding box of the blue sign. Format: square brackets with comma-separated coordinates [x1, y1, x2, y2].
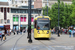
[21, 25, 22, 27]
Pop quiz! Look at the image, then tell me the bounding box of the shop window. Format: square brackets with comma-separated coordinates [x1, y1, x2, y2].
[21, 17, 23, 22]
[1, 19, 3, 23]
[7, 19, 10, 23]
[31, 17, 34, 22]
[16, 17, 18, 22]
[13, 17, 15, 22]
[24, 17, 26, 22]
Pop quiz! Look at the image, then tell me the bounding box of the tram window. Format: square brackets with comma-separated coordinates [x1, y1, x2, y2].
[37, 26, 40, 29]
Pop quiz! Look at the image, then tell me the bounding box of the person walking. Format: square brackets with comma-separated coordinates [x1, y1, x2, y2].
[14, 28, 16, 35]
[10, 29, 11, 35]
[68, 28, 72, 37]
[72, 28, 75, 37]
[20, 28, 22, 35]
[7, 29, 8, 36]
[17, 29, 19, 35]
[0, 29, 2, 41]
[2, 29, 5, 40]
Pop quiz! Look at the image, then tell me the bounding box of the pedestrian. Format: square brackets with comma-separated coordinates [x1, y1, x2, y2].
[14, 28, 16, 35]
[20, 28, 22, 35]
[0, 29, 2, 41]
[23, 28, 26, 33]
[10, 29, 11, 35]
[68, 28, 72, 37]
[17, 29, 19, 35]
[72, 28, 75, 37]
[2, 29, 5, 40]
[7, 29, 9, 36]
[8, 29, 10, 36]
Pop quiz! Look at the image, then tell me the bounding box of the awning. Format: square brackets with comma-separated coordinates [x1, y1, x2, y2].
[0, 26, 4, 28]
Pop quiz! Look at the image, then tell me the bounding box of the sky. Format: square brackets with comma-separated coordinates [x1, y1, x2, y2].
[0, 0, 7, 2]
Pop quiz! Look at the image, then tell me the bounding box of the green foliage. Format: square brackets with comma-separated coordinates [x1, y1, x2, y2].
[58, 0, 60, 3]
[42, 1, 75, 28]
[72, 0, 75, 5]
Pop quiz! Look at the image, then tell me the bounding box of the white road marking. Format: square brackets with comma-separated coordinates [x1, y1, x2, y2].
[49, 46, 56, 50]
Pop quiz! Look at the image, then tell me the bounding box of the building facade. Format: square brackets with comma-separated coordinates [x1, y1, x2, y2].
[0, 0, 42, 32]
[42, 0, 72, 8]
[0, 0, 72, 32]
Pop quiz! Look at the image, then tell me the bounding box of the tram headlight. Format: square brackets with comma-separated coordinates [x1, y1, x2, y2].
[38, 31, 40, 34]
[47, 31, 49, 34]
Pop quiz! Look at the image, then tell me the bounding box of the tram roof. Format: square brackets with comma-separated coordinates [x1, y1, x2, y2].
[34, 16, 51, 20]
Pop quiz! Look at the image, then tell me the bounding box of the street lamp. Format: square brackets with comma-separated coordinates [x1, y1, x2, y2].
[58, 0, 60, 37]
[28, 0, 32, 43]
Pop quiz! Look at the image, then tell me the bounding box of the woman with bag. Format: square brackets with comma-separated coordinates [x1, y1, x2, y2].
[2, 29, 5, 41]
[0, 29, 2, 41]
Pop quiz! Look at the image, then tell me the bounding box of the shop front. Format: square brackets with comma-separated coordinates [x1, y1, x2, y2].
[0, 26, 4, 29]
[20, 25, 27, 30]
[13, 25, 19, 31]
[4, 25, 10, 34]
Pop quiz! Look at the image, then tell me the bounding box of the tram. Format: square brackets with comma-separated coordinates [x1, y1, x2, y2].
[34, 16, 51, 39]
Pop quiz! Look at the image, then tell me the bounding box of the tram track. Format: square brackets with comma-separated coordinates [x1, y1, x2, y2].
[12, 34, 25, 50]
[0, 34, 17, 46]
[37, 39, 56, 50]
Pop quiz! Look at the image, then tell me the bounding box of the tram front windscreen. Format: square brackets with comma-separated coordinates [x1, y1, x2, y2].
[37, 18, 50, 30]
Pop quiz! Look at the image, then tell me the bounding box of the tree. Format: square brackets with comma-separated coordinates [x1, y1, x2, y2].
[42, 0, 75, 28]
[70, 7, 75, 26]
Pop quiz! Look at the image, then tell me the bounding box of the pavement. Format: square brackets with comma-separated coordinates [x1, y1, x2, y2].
[0, 33, 75, 50]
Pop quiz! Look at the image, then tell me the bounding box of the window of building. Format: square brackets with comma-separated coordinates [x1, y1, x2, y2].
[25, 1, 27, 3]
[20, 15, 26, 22]
[1, 19, 3, 23]
[15, 1, 17, 3]
[21, 17, 23, 22]
[16, 17, 18, 22]
[24, 15, 26, 22]
[31, 15, 34, 22]
[13, 17, 15, 22]
[31, 17, 34, 22]
[7, 19, 10, 23]
[20, 15, 23, 22]
[16, 15, 19, 22]
[13, 15, 15, 22]
[1, 7, 3, 12]
[21, 1, 23, 3]
[7, 8, 9, 13]
[16, 5, 18, 7]
[24, 17, 26, 22]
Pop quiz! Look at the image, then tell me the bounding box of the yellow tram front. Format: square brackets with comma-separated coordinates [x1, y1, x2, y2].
[34, 16, 51, 38]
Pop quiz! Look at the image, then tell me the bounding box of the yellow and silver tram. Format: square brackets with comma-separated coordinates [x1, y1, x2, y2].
[34, 16, 51, 39]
